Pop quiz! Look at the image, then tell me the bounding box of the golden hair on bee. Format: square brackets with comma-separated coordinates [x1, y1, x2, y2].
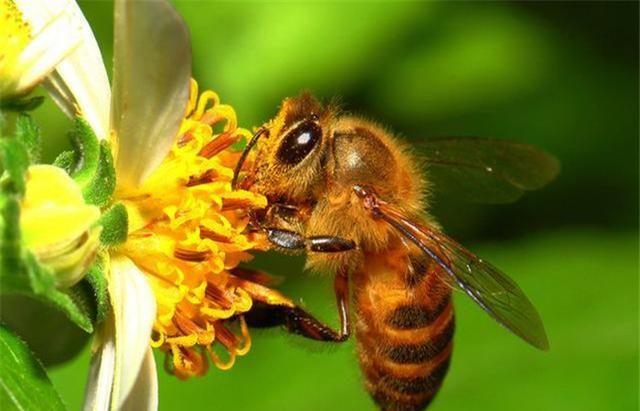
[237, 91, 556, 411]
[248, 92, 337, 203]
[243, 92, 431, 271]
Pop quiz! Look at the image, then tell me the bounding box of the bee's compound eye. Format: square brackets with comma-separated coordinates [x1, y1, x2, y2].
[276, 121, 322, 165]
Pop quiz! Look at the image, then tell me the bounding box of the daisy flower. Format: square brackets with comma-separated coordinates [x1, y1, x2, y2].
[15, 0, 295, 409]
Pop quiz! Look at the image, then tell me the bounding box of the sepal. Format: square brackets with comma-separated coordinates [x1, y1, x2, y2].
[53, 150, 77, 175]
[84, 141, 116, 207]
[68, 116, 101, 188]
[23, 252, 95, 333]
[84, 253, 111, 326]
[0, 255, 111, 366]
[97, 203, 128, 246]
[55, 118, 117, 206]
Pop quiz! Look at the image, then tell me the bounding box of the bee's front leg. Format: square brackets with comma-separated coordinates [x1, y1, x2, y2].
[245, 267, 351, 342]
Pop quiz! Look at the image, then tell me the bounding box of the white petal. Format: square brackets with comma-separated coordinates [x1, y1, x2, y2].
[13, 0, 59, 33]
[82, 316, 116, 411]
[82, 256, 157, 411]
[109, 255, 157, 411]
[44, 70, 77, 119]
[11, 2, 82, 96]
[16, 0, 110, 139]
[120, 348, 158, 411]
[43, 0, 111, 140]
[111, 0, 192, 188]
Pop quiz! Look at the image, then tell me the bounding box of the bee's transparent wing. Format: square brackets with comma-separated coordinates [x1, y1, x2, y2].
[374, 202, 549, 350]
[414, 137, 560, 203]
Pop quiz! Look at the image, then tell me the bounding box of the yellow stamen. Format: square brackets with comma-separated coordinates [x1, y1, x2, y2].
[119, 80, 287, 378]
[0, 0, 31, 95]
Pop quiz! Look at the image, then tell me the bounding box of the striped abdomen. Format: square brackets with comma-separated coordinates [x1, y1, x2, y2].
[354, 248, 454, 411]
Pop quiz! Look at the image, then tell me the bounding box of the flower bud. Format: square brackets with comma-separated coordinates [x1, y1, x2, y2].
[20, 165, 101, 287]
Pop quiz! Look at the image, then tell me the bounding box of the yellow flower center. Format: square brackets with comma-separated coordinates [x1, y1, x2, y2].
[0, 0, 31, 95]
[118, 80, 293, 379]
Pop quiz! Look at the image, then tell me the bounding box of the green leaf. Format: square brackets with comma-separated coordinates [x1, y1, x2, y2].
[97, 203, 128, 246]
[0, 138, 29, 195]
[14, 114, 41, 164]
[84, 254, 110, 326]
[83, 141, 116, 207]
[0, 95, 45, 112]
[68, 117, 100, 188]
[0, 294, 90, 366]
[0, 324, 67, 411]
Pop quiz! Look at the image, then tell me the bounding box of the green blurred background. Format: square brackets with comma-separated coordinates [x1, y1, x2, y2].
[33, 1, 638, 410]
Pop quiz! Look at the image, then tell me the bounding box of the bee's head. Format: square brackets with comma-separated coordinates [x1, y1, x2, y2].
[234, 92, 337, 204]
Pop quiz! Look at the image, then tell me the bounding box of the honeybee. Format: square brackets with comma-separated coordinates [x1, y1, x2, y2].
[232, 93, 558, 411]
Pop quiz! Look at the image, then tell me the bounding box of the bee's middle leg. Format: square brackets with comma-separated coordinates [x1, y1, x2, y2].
[252, 202, 355, 253]
[265, 227, 355, 253]
[246, 267, 351, 342]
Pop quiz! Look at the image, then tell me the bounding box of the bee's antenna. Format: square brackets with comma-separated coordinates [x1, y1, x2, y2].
[232, 127, 267, 190]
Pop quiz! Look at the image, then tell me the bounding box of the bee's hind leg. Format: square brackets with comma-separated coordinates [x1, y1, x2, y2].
[245, 267, 351, 343]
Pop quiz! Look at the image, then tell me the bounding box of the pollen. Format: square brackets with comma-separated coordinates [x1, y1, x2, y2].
[0, 0, 31, 94]
[119, 80, 292, 379]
